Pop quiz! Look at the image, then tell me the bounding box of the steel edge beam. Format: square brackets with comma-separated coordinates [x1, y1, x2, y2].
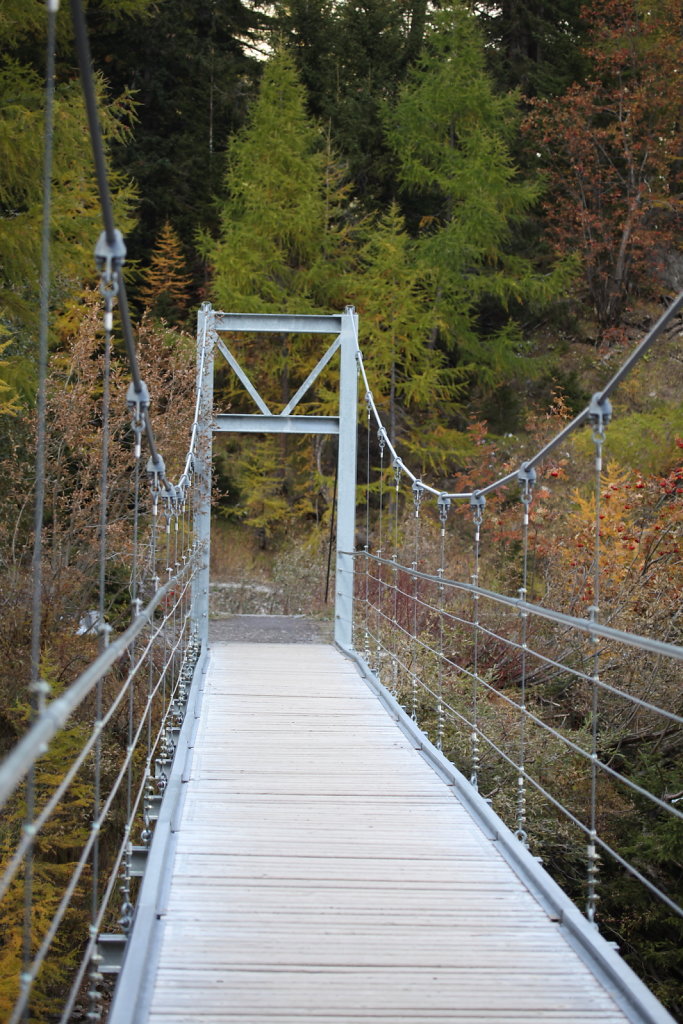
[106, 642, 209, 1024]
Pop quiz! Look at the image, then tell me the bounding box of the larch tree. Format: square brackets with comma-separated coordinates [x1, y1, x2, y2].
[0, 12, 138, 403]
[385, 1, 574, 402]
[139, 221, 194, 323]
[201, 46, 354, 539]
[353, 203, 471, 473]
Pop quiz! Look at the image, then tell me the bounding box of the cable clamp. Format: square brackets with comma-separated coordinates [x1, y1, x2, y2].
[469, 492, 486, 524]
[412, 479, 424, 517]
[126, 380, 150, 426]
[437, 492, 451, 522]
[588, 393, 612, 437]
[146, 453, 166, 489]
[95, 229, 126, 298]
[517, 463, 536, 499]
[392, 457, 403, 490]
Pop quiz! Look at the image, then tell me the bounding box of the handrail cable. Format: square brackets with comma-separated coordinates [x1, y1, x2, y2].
[350, 610, 683, 920]
[369, 562, 683, 721]
[349, 550, 683, 664]
[0, 561, 193, 814]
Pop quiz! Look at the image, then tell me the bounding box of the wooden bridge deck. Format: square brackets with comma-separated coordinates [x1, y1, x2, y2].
[145, 642, 629, 1023]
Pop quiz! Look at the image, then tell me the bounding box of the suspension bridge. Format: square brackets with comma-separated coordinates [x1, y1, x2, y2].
[2, 1, 683, 1021]
[2, 297, 682, 1023]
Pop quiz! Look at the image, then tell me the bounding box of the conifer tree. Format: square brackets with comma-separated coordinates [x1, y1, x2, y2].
[201, 46, 353, 538]
[0, 57, 137, 396]
[353, 203, 471, 471]
[139, 221, 193, 323]
[386, 2, 573, 397]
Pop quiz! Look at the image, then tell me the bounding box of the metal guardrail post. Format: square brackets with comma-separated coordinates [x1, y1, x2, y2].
[335, 306, 358, 648]
[191, 302, 214, 651]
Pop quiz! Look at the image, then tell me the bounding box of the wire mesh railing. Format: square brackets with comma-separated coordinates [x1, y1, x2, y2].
[342, 294, 683, 1004]
[0, 3, 214, 1017]
[0, 276, 211, 1017]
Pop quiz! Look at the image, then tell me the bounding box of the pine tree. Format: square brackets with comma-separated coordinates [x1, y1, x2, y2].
[139, 221, 193, 323]
[475, 0, 588, 97]
[86, 0, 269, 256]
[385, 2, 574, 399]
[275, 0, 429, 207]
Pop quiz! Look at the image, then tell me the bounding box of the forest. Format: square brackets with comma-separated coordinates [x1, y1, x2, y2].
[0, 0, 682, 1018]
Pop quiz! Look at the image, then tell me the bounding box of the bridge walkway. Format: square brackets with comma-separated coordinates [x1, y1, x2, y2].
[144, 642, 629, 1023]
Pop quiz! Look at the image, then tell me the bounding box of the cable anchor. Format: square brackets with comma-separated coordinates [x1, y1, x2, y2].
[517, 462, 536, 496]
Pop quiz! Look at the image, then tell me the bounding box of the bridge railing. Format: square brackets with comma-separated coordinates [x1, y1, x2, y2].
[341, 293, 683, 997]
[0, 342, 211, 1023]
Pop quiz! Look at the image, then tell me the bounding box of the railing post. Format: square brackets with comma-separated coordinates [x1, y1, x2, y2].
[335, 306, 358, 648]
[192, 302, 214, 651]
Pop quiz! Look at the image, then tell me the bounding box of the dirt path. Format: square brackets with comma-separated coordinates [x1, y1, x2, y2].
[209, 614, 333, 644]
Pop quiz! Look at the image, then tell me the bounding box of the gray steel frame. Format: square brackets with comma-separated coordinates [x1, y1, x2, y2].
[191, 304, 358, 648]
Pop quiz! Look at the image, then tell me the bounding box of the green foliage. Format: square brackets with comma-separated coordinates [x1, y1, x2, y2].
[474, 0, 589, 97]
[202, 46, 357, 536]
[275, 0, 428, 206]
[0, 55, 137, 378]
[572, 404, 683, 476]
[352, 202, 473, 472]
[89, 0, 268, 257]
[385, 2, 576, 396]
[203, 46, 349, 318]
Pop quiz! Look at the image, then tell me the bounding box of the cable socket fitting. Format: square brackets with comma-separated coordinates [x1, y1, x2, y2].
[437, 493, 451, 524]
[517, 463, 537, 487]
[469, 492, 486, 514]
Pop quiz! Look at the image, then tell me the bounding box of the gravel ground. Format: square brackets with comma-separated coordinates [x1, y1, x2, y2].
[209, 614, 334, 644]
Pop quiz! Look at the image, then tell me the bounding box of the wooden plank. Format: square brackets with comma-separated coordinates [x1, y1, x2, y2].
[145, 642, 629, 1024]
